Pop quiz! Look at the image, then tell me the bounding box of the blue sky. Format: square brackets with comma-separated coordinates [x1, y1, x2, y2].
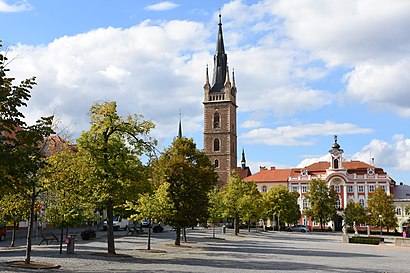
[2, 0, 410, 184]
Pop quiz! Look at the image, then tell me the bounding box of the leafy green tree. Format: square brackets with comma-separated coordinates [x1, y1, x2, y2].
[152, 137, 217, 245]
[366, 187, 397, 231]
[41, 147, 97, 253]
[344, 201, 366, 228]
[127, 182, 172, 250]
[304, 179, 338, 230]
[0, 42, 54, 264]
[208, 187, 225, 238]
[0, 193, 30, 247]
[76, 101, 156, 254]
[264, 185, 301, 229]
[221, 172, 259, 235]
[240, 184, 263, 232]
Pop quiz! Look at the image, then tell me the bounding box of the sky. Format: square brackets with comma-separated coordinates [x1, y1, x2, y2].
[1, 0, 410, 184]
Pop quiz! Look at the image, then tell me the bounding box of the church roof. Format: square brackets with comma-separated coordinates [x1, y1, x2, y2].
[235, 166, 252, 180]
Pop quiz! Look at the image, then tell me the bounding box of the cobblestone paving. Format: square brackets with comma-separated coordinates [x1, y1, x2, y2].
[0, 228, 409, 272]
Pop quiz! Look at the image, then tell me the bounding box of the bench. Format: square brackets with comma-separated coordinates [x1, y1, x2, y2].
[125, 226, 142, 236]
[39, 233, 59, 245]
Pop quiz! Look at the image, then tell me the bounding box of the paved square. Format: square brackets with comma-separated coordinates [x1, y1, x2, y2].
[0, 228, 409, 272]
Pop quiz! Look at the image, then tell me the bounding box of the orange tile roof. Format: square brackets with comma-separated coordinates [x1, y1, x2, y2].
[244, 168, 292, 183]
[246, 160, 391, 183]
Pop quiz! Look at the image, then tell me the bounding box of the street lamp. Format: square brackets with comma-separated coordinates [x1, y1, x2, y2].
[379, 214, 382, 237]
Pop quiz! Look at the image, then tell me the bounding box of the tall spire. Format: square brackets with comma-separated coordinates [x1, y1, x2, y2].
[210, 13, 228, 93]
[178, 110, 182, 138]
[241, 148, 246, 170]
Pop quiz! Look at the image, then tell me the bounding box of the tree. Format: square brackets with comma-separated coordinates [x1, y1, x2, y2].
[208, 187, 225, 238]
[0, 41, 54, 264]
[221, 172, 260, 235]
[152, 137, 217, 245]
[0, 193, 30, 247]
[76, 101, 156, 254]
[304, 179, 338, 230]
[127, 182, 172, 250]
[41, 147, 97, 254]
[264, 185, 301, 229]
[239, 184, 263, 232]
[344, 201, 366, 228]
[366, 187, 397, 231]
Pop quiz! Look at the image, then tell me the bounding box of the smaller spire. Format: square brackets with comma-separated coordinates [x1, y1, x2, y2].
[232, 68, 236, 88]
[178, 110, 182, 138]
[205, 64, 209, 85]
[241, 148, 246, 170]
[224, 65, 230, 86]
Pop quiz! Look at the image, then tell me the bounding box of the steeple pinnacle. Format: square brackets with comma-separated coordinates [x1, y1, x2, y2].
[210, 13, 228, 93]
[178, 110, 182, 138]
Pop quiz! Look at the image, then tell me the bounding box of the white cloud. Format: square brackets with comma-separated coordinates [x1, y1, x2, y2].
[352, 135, 410, 171]
[241, 120, 263, 129]
[266, 0, 410, 116]
[7, 21, 208, 138]
[241, 121, 372, 146]
[270, 0, 410, 66]
[345, 60, 410, 116]
[297, 154, 330, 169]
[144, 1, 179, 11]
[0, 0, 31, 12]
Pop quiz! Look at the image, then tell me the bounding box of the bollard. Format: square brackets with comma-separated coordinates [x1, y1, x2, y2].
[222, 225, 226, 234]
[66, 235, 75, 254]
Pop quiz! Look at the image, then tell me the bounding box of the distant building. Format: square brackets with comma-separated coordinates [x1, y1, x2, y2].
[244, 136, 396, 231]
[392, 183, 410, 232]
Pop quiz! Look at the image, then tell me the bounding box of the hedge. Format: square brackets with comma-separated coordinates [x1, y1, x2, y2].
[349, 236, 380, 245]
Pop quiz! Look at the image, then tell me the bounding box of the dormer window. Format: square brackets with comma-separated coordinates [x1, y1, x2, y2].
[367, 168, 375, 175]
[301, 169, 308, 176]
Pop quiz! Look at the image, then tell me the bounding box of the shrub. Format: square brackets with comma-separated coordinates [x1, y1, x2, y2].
[349, 237, 380, 245]
[81, 229, 96, 240]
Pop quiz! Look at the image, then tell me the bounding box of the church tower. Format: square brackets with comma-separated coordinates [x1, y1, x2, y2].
[203, 14, 237, 187]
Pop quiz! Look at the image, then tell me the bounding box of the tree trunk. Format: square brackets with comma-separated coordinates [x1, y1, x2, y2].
[107, 200, 116, 254]
[25, 186, 36, 264]
[10, 221, 17, 247]
[59, 225, 64, 255]
[183, 228, 187, 242]
[175, 227, 181, 246]
[147, 219, 152, 250]
[248, 220, 251, 232]
[234, 214, 239, 236]
[212, 222, 216, 239]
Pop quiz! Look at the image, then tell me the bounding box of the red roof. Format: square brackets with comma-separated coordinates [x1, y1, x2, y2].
[244, 167, 292, 183]
[245, 160, 391, 183]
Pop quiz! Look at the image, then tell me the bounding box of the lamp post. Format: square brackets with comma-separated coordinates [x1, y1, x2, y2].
[379, 214, 382, 237]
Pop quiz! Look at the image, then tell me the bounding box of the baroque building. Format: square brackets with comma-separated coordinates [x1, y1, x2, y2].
[244, 136, 396, 231]
[203, 15, 238, 187]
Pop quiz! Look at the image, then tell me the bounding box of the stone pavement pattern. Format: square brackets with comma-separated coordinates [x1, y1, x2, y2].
[0, 228, 409, 272]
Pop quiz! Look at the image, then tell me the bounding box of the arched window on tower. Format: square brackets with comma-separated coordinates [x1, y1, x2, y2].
[214, 138, 220, 152]
[213, 113, 220, 129]
[214, 159, 219, 168]
[333, 158, 339, 169]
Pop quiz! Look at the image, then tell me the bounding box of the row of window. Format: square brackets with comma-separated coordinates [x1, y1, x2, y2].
[396, 207, 410, 216]
[289, 184, 386, 194]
